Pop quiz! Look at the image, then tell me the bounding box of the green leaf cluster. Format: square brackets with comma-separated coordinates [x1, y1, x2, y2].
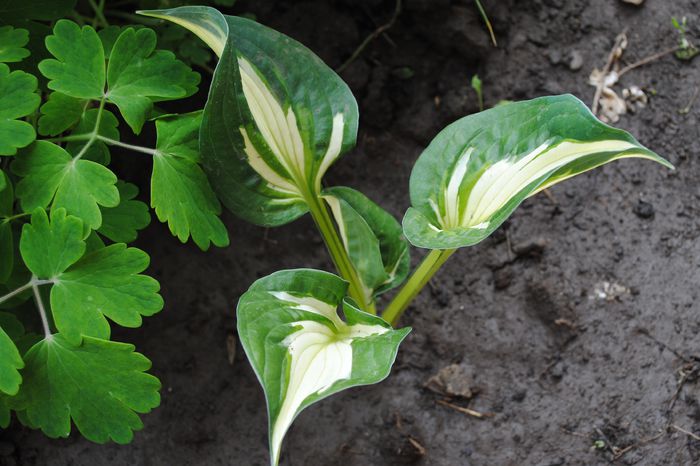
[0, 11, 228, 444]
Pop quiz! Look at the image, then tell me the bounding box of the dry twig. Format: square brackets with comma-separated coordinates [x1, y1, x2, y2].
[671, 424, 700, 441]
[437, 399, 492, 419]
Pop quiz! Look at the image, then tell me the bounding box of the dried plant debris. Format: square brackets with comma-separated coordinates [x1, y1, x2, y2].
[425, 363, 477, 399]
[589, 29, 680, 122]
[589, 33, 629, 123]
[591, 281, 630, 301]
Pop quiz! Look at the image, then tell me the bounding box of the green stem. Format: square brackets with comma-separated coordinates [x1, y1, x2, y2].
[304, 192, 371, 313]
[474, 0, 497, 47]
[96, 135, 158, 155]
[88, 0, 109, 28]
[0, 277, 52, 306]
[32, 281, 52, 339]
[70, 98, 106, 161]
[1, 212, 31, 224]
[382, 248, 456, 326]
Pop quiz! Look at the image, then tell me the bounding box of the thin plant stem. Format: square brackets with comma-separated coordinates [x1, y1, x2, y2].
[382, 248, 456, 325]
[0, 281, 34, 305]
[48, 105, 158, 157]
[304, 192, 371, 313]
[72, 98, 106, 161]
[88, 0, 109, 28]
[96, 135, 159, 155]
[474, 0, 497, 47]
[32, 281, 52, 339]
[0, 278, 53, 306]
[2, 211, 31, 224]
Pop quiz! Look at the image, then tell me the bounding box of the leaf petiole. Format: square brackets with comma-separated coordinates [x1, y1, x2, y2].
[382, 248, 456, 326]
[304, 192, 372, 313]
[0, 277, 53, 306]
[96, 135, 158, 156]
[32, 280, 52, 339]
[87, 0, 109, 29]
[1, 211, 31, 224]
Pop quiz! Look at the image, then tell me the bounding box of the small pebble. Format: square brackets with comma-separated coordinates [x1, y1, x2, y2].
[633, 200, 655, 219]
[568, 50, 584, 70]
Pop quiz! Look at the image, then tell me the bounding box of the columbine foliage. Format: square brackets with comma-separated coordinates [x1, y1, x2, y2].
[0, 2, 229, 444]
[149, 6, 672, 465]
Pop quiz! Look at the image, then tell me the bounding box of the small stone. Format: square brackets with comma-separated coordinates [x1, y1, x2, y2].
[633, 200, 655, 219]
[512, 389, 527, 402]
[568, 50, 584, 71]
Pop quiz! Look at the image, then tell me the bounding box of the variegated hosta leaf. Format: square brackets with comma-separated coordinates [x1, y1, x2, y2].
[323, 187, 410, 304]
[140, 6, 359, 226]
[404, 94, 673, 249]
[237, 269, 410, 466]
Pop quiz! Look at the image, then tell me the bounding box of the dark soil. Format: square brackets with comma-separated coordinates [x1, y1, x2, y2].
[4, 0, 700, 465]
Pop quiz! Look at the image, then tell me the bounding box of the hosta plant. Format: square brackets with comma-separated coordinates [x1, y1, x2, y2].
[141, 6, 673, 465]
[0, 1, 228, 444]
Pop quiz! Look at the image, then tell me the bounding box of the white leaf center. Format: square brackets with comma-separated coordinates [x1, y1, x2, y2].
[268, 292, 387, 465]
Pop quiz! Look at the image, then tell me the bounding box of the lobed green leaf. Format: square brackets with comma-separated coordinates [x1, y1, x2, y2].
[98, 181, 151, 243]
[51, 244, 163, 343]
[39, 20, 105, 100]
[0, 171, 14, 283]
[12, 141, 119, 230]
[106, 27, 200, 133]
[152, 112, 229, 250]
[0, 26, 30, 63]
[0, 63, 39, 156]
[19, 208, 85, 279]
[0, 325, 23, 395]
[13, 334, 161, 444]
[38, 92, 86, 137]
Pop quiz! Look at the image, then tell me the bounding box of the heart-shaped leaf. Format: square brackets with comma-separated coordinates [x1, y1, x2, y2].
[237, 269, 410, 465]
[323, 187, 410, 303]
[404, 95, 673, 249]
[139, 6, 359, 226]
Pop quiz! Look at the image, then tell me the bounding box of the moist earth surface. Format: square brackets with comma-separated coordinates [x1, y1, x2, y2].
[3, 0, 700, 465]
